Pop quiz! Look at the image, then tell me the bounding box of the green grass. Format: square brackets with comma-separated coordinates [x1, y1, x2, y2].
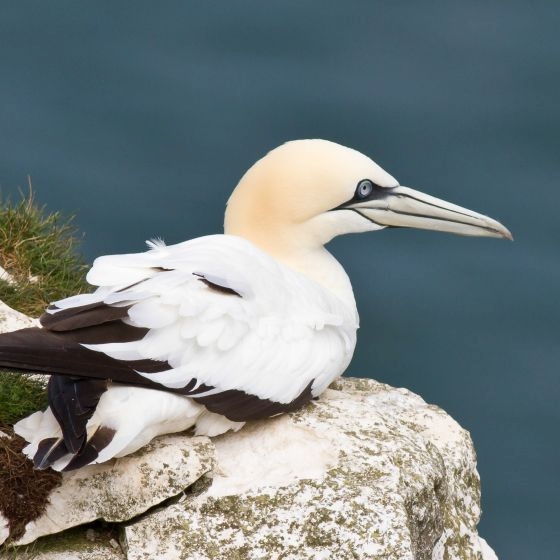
[0, 371, 49, 426]
[0, 184, 89, 317]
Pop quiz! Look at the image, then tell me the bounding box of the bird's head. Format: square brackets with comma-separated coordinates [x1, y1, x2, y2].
[224, 139, 511, 256]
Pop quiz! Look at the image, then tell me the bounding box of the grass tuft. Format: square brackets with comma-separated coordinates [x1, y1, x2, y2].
[0, 372, 49, 426]
[0, 182, 89, 317]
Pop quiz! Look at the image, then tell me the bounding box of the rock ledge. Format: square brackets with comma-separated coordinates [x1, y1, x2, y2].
[120, 377, 496, 560]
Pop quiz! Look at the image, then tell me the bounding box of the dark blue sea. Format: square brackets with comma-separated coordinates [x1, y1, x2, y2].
[1, 2, 558, 557]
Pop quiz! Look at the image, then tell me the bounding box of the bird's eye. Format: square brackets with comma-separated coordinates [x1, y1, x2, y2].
[356, 179, 374, 199]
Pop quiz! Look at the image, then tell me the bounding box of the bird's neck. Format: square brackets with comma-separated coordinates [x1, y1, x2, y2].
[240, 231, 357, 311]
[282, 246, 358, 312]
[225, 202, 357, 310]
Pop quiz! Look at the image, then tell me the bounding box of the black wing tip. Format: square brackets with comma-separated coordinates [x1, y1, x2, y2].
[48, 376, 110, 454]
[32, 426, 117, 471]
[193, 380, 314, 422]
[40, 302, 131, 332]
[33, 438, 69, 470]
[61, 426, 116, 471]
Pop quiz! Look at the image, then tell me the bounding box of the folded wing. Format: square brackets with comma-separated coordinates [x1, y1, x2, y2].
[0, 234, 356, 469]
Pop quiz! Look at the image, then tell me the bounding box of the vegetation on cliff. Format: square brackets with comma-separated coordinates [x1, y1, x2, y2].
[0, 184, 88, 317]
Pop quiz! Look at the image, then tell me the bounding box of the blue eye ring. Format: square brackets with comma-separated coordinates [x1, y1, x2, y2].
[356, 179, 374, 199]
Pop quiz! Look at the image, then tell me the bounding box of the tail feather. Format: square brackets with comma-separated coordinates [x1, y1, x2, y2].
[15, 386, 207, 471]
[34, 437, 69, 470]
[61, 426, 117, 471]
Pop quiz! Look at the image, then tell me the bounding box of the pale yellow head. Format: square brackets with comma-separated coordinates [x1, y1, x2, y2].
[225, 139, 397, 240]
[224, 139, 511, 263]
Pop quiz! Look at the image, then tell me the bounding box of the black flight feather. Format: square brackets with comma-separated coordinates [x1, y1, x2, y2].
[47, 375, 109, 453]
[40, 301, 131, 331]
[0, 327, 169, 385]
[33, 437, 69, 470]
[193, 380, 314, 422]
[62, 426, 116, 471]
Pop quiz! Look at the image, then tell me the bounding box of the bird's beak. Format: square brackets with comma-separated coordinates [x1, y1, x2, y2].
[345, 185, 512, 240]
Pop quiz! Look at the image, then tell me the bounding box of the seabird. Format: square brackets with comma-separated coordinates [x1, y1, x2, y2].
[0, 139, 511, 471]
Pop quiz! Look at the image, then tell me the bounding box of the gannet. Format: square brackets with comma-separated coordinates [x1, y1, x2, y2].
[0, 139, 511, 471]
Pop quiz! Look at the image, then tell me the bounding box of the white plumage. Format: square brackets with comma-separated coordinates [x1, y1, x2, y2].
[15, 234, 357, 470]
[84, 235, 357, 400]
[1, 139, 511, 470]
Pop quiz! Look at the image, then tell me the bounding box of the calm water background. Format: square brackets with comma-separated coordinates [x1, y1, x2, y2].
[1, 2, 558, 557]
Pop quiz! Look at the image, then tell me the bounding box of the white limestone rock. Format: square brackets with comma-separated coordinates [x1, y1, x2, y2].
[0, 300, 47, 388]
[0, 516, 8, 548]
[13, 434, 214, 546]
[123, 377, 496, 560]
[0, 266, 16, 286]
[0, 300, 38, 333]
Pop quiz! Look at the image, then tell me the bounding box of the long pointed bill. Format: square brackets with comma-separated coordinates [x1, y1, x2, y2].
[348, 185, 512, 240]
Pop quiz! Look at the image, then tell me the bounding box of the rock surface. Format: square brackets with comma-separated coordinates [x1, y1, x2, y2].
[0, 300, 38, 333]
[123, 378, 496, 560]
[0, 516, 8, 548]
[11, 435, 214, 546]
[0, 266, 16, 286]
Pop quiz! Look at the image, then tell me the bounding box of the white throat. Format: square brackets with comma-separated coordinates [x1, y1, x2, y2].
[273, 244, 358, 316]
